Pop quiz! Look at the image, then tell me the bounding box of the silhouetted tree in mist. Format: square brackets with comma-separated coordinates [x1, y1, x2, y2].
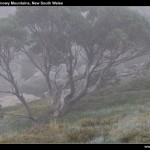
[14, 6, 150, 119]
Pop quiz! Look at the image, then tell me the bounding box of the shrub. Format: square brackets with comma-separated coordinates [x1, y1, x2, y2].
[119, 76, 150, 92]
[79, 118, 102, 127]
[110, 114, 150, 143]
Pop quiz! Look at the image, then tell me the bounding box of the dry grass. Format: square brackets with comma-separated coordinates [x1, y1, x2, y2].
[1, 79, 150, 143]
[65, 126, 99, 143]
[110, 113, 150, 143]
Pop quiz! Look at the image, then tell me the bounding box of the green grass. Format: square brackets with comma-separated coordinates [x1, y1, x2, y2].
[1, 78, 150, 143]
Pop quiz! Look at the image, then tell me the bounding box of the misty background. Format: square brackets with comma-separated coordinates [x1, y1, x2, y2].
[0, 6, 150, 144]
[0, 6, 149, 107]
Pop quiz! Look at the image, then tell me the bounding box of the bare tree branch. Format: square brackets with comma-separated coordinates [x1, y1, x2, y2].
[0, 90, 15, 95]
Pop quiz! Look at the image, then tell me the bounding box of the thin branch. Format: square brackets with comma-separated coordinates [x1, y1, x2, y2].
[79, 51, 88, 62]
[0, 90, 15, 95]
[0, 72, 11, 83]
[22, 47, 44, 74]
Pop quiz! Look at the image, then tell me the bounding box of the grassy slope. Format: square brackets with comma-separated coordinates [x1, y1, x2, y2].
[1, 80, 150, 143]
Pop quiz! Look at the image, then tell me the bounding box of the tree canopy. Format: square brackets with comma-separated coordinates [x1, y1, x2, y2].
[1, 6, 150, 118]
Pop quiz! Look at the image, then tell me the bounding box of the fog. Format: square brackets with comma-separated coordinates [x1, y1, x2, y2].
[0, 5, 149, 110]
[0, 6, 150, 144]
[0, 7, 16, 18]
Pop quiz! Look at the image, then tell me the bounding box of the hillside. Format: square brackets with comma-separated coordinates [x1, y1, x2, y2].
[1, 77, 150, 143]
[1, 6, 150, 144]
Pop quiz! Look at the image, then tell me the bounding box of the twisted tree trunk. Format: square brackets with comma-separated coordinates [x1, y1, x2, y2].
[15, 94, 35, 121]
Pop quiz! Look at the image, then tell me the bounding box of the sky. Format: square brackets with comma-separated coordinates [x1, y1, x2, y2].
[0, 7, 16, 18]
[0, 6, 150, 19]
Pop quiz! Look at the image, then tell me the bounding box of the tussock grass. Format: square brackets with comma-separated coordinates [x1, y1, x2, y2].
[1, 77, 150, 143]
[110, 113, 150, 143]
